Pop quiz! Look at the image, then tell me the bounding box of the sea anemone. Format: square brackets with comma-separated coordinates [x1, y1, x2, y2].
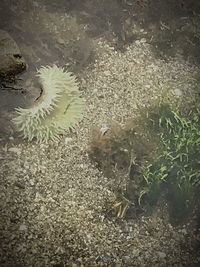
[13, 65, 85, 142]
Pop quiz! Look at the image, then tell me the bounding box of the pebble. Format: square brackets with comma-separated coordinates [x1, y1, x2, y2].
[135, 40, 141, 45]
[104, 70, 111, 76]
[140, 38, 147, 43]
[173, 88, 182, 97]
[179, 228, 187, 235]
[157, 251, 166, 259]
[29, 179, 35, 186]
[8, 147, 21, 155]
[65, 137, 73, 145]
[100, 124, 111, 135]
[19, 224, 27, 231]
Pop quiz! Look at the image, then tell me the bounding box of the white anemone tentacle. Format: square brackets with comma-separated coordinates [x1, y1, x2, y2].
[13, 65, 85, 143]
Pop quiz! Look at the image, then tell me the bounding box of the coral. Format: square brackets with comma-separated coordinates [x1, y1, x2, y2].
[13, 65, 84, 142]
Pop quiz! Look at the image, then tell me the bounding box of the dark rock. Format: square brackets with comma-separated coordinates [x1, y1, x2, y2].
[0, 30, 26, 77]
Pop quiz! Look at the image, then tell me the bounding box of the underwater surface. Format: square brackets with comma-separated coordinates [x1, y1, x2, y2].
[0, 0, 200, 266]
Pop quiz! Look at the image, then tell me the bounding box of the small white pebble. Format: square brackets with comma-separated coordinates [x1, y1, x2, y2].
[8, 147, 21, 155]
[29, 179, 35, 186]
[157, 251, 166, 259]
[173, 88, 182, 97]
[65, 137, 73, 145]
[100, 124, 111, 135]
[180, 228, 187, 235]
[104, 70, 111, 76]
[19, 224, 27, 231]
[140, 38, 147, 43]
[35, 192, 41, 200]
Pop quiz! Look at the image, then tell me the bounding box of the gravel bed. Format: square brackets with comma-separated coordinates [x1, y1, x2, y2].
[0, 36, 200, 266]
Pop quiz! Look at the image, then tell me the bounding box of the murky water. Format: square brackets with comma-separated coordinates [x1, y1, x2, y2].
[0, 0, 200, 109]
[0, 1, 200, 266]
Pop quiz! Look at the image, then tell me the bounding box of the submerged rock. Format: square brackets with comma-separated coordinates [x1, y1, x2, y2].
[0, 30, 26, 77]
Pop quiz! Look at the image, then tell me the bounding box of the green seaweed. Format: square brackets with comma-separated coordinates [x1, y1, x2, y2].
[141, 102, 200, 221]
